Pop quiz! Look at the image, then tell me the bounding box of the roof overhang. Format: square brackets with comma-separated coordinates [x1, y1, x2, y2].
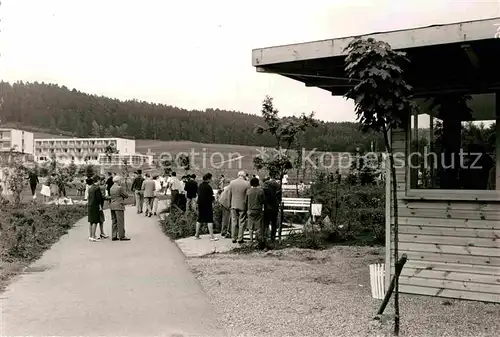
[252, 17, 500, 97]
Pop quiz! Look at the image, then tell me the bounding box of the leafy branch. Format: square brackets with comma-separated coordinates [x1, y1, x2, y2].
[253, 96, 317, 181]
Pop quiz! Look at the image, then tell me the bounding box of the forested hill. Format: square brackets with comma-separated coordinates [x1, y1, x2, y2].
[0, 81, 382, 151]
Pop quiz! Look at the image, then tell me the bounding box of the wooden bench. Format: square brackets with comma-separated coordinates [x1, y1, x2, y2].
[275, 197, 313, 240]
[281, 197, 312, 214]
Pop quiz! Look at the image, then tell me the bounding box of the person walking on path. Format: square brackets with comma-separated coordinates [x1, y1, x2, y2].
[263, 175, 282, 242]
[87, 176, 104, 242]
[28, 169, 39, 199]
[109, 176, 131, 241]
[218, 186, 231, 238]
[228, 170, 249, 244]
[246, 177, 265, 244]
[195, 173, 218, 241]
[168, 172, 183, 210]
[98, 176, 109, 239]
[131, 170, 144, 214]
[184, 174, 198, 212]
[142, 173, 156, 217]
[152, 175, 162, 215]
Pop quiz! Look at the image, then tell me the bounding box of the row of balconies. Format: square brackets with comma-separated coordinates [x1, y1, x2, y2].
[34, 142, 116, 148]
[36, 148, 107, 153]
[38, 155, 100, 161]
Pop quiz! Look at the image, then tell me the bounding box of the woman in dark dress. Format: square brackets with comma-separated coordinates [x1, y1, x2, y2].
[194, 173, 218, 241]
[87, 176, 103, 242]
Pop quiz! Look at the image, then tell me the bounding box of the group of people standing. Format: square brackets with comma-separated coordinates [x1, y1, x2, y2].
[127, 169, 282, 244]
[130, 170, 201, 215]
[218, 171, 281, 244]
[83, 168, 283, 245]
[86, 174, 130, 242]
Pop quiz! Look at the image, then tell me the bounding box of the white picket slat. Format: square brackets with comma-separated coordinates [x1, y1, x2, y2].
[369, 263, 386, 300]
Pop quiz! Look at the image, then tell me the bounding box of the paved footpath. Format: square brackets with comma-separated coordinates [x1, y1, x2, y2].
[0, 206, 224, 337]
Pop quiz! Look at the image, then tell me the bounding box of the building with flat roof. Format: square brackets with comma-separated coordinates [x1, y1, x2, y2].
[34, 137, 136, 165]
[0, 128, 34, 154]
[252, 17, 500, 303]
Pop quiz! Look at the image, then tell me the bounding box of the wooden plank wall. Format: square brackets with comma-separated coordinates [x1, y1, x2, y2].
[389, 128, 500, 303]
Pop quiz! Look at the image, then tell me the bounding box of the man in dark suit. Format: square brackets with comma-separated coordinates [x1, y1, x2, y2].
[262, 175, 281, 242]
[184, 174, 198, 211]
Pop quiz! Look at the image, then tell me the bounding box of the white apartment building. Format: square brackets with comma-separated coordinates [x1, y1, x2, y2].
[0, 128, 35, 154]
[35, 137, 136, 165]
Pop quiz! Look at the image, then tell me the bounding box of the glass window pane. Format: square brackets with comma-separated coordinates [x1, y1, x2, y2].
[410, 93, 497, 190]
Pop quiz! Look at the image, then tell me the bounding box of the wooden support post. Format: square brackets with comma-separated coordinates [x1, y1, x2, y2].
[384, 154, 391, 290]
[429, 115, 435, 188]
[375, 254, 408, 317]
[495, 92, 500, 190]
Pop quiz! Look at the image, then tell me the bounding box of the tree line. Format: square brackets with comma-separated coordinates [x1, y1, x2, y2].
[0, 81, 383, 151]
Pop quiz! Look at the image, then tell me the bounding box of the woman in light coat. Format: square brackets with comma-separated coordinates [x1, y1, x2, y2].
[109, 176, 130, 241]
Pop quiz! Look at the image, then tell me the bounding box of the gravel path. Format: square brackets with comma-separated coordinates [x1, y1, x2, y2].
[187, 246, 500, 337]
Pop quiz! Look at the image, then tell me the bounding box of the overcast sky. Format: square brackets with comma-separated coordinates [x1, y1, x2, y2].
[1, 0, 499, 122]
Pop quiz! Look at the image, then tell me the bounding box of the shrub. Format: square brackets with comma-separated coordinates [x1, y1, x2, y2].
[159, 208, 198, 240]
[309, 179, 385, 245]
[159, 200, 225, 240]
[160, 173, 385, 249]
[2, 158, 28, 206]
[0, 203, 87, 263]
[213, 201, 223, 232]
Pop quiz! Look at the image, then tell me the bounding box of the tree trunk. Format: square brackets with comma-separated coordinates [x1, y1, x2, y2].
[295, 175, 299, 197]
[333, 177, 340, 227]
[383, 127, 400, 336]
